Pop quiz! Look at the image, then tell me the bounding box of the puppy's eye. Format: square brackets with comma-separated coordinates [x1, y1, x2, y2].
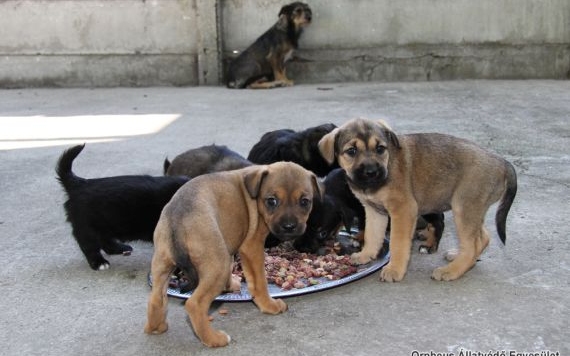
[266, 197, 279, 208]
[299, 198, 311, 208]
[345, 147, 357, 157]
[376, 145, 386, 154]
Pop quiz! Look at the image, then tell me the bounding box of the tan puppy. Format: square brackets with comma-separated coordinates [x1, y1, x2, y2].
[144, 162, 320, 347]
[318, 118, 517, 282]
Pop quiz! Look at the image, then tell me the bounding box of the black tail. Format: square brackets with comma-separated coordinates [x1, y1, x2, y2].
[496, 161, 517, 245]
[56, 144, 86, 190]
[163, 158, 171, 175]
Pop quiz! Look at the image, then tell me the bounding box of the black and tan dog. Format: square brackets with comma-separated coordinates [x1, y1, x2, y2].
[248, 123, 338, 177]
[164, 144, 252, 177]
[145, 162, 321, 347]
[56, 144, 189, 270]
[318, 118, 517, 282]
[226, 2, 312, 89]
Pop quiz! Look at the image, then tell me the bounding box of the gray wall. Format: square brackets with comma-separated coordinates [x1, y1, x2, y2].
[1, 0, 569, 87]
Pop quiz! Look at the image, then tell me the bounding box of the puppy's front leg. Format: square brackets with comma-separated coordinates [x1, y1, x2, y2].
[239, 235, 287, 314]
[380, 204, 418, 282]
[351, 206, 389, 265]
[273, 67, 294, 87]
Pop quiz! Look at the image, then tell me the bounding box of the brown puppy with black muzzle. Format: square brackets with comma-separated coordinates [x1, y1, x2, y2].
[318, 118, 517, 282]
[144, 162, 321, 347]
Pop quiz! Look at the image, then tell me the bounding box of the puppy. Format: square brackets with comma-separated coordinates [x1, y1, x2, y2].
[164, 144, 251, 177]
[145, 162, 321, 347]
[319, 118, 517, 282]
[248, 123, 339, 177]
[56, 144, 189, 270]
[322, 168, 366, 234]
[226, 2, 312, 89]
[297, 168, 367, 255]
[165, 144, 327, 254]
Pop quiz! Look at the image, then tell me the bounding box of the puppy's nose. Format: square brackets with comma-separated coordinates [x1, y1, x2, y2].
[306, 14, 312, 21]
[281, 222, 298, 233]
[363, 165, 379, 178]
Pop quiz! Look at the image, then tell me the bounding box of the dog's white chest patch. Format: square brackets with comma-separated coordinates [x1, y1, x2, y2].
[283, 49, 294, 63]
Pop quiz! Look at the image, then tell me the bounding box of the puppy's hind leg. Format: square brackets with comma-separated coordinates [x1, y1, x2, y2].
[144, 246, 175, 335]
[417, 213, 445, 254]
[432, 206, 484, 281]
[72, 227, 110, 270]
[185, 253, 232, 348]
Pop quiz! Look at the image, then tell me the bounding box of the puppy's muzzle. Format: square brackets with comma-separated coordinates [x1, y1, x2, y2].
[305, 226, 331, 241]
[272, 217, 306, 240]
[353, 163, 388, 190]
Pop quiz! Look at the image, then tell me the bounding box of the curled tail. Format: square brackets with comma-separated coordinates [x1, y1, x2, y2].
[55, 144, 86, 190]
[496, 161, 517, 245]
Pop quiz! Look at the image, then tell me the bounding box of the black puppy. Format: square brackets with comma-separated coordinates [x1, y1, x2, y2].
[324, 169, 446, 255]
[56, 144, 189, 270]
[226, 2, 312, 89]
[248, 123, 339, 177]
[287, 168, 446, 256]
[322, 168, 366, 234]
[164, 144, 251, 177]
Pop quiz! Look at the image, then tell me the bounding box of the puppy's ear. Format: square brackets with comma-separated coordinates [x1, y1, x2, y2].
[318, 128, 339, 165]
[279, 4, 294, 17]
[244, 167, 269, 199]
[310, 174, 323, 202]
[275, 4, 293, 29]
[376, 119, 401, 149]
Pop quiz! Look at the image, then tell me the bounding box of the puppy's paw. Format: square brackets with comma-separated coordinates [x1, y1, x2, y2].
[444, 249, 459, 261]
[202, 329, 231, 348]
[431, 266, 460, 281]
[350, 251, 375, 265]
[273, 80, 294, 88]
[97, 262, 110, 271]
[226, 274, 242, 293]
[258, 298, 288, 315]
[418, 244, 438, 254]
[379, 263, 406, 282]
[144, 321, 168, 335]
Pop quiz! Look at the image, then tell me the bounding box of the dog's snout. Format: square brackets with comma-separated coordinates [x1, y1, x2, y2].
[306, 14, 312, 21]
[281, 221, 298, 233]
[363, 164, 379, 178]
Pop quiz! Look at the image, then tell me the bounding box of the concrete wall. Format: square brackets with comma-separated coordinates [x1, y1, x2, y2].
[223, 0, 570, 82]
[0, 0, 205, 87]
[1, 0, 569, 87]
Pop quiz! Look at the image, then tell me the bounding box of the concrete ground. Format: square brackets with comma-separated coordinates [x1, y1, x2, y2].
[0, 81, 568, 356]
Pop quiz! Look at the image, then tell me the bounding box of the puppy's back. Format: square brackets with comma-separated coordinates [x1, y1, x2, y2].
[165, 145, 251, 177]
[247, 129, 295, 164]
[164, 169, 252, 232]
